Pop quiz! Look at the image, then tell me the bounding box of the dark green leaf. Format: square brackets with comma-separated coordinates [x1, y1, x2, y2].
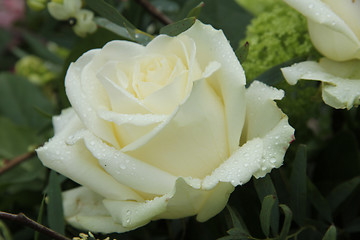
[0, 73, 54, 130]
[160, 17, 196, 36]
[290, 145, 307, 226]
[307, 178, 333, 223]
[175, 0, 252, 48]
[86, 0, 136, 30]
[0, 117, 38, 158]
[47, 171, 65, 235]
[345, 218, 360, 233]
[22, 33, 63, 64]
[260, 195, 276, 237]
[226, 205, 249, 236]
[254, 57, 306, 87]
[34, 194, 46, 240]
[186, 2, 205, 18]
[254, 175, 279, 235]
[327, 176, 360, 211]
[322, 225, 336, 240]
[235, 42, 249, 64]
[279, 204, 293, 240]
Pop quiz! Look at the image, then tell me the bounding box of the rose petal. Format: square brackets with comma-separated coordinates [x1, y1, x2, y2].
[242, 81, 285, 141]
[36, 109, 143, 202]
[122, 78, 228, 179]
[202, 81, 294, 188]
[97, 69, 151, 114]
[72, 130, 178, 195]
[284, 0, 360, 61]
[103, 178, 234, 229]
[282, 59, 360, 109]
[98, 109, 166, 147]
[66, 49, 120, 147]
[63, 187, 132, 233]
[181, 21, 247, 153]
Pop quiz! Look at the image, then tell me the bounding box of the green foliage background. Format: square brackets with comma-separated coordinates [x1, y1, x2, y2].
[0, 0, 360, 239]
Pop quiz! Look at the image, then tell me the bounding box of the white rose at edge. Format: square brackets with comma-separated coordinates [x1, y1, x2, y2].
[284, 0, 360, 61]
[36, 21, 294, 233]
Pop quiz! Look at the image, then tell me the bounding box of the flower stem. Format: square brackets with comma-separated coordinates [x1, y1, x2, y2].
[0, 211, 70, 240]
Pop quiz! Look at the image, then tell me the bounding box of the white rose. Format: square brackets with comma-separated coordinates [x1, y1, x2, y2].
[284, 0, 360, 61]
[36, 21, 294, 233]
[282, 0, 360, 109]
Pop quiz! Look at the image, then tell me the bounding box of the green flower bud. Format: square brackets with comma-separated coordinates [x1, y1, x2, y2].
[27, 0, 47, 11]
[15, 55, 56, 85]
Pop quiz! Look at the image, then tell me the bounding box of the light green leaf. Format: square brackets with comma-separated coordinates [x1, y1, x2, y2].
[34, 194, 46, 240]
[186, 2, 205, 18]
[260, 195, 276, 237]
[0, 220, 12, 240]
[290, 145, 307, 226]
[279, 204, 293, 240]
[160, 17, 196, 36]
[47, 171, 65, 235]
[322, 225, 336, 240]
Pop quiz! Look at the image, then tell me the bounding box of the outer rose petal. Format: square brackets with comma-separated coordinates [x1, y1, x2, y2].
[283, 0, 360, 61]
[282, 59, 360, 109]
[36, 108, 143, 202]
[62, 179, 234, 233]
[202, 81, 294, 188]
[63, 187, 132, 233]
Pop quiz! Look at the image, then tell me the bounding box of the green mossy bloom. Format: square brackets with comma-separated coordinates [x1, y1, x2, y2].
[241, 2, 315, 81]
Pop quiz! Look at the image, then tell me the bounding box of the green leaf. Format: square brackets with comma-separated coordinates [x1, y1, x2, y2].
[34, 194, 46, 240]
[47, 171, 65, 235]
[175, 0, 252, 48]
[94, 17, 154, 45]
[235, 41, 249, 64]
[290, 145, 307, 226]
[22, 33, 63, 65]
[307, 178, 333, 223]
[345, 218, 360, 233]
[0, 73, 54, 130]
[0, 220, 12, 240]
[0, 117, 38, 158]
[254, 57, 306, 87]
[279, 204, 293, 240]
[226, 205, 249, 236]
[186, 2, 205, 18]
[94, 17, 134, 40]
[253, 175, 279, 235]
[160, 17, 196, 36]
[322, 225, 336, 240]
[85, 0, 136, 30]
[327, 176, 360, 211]
[260, 195, 276, 237]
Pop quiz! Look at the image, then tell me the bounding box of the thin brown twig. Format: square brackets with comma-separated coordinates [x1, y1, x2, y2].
[134, 0, 173, 25]
[0, 151, 36, 175]
[0, 211, 70, 240]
